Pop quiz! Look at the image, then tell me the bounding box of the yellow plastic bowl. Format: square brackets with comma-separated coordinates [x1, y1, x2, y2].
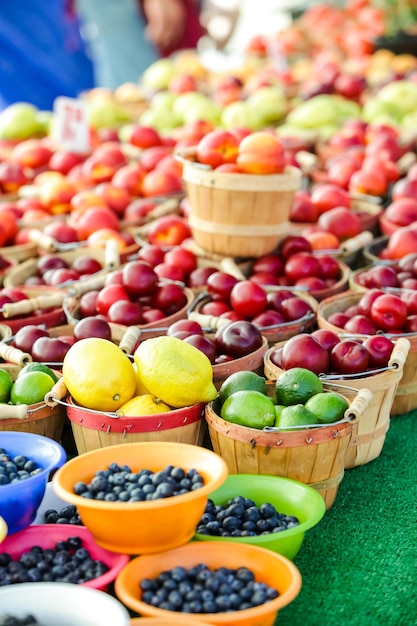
[115, 541, 302, 626]
[52, 442, 229, 554]
[0, 516, 7, 544]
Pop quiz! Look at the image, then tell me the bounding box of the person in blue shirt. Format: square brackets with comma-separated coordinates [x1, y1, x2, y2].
[0, 0, 94, 111]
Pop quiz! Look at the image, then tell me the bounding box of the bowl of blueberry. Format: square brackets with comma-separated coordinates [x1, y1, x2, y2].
[193, 474, 326, 560]
[0, 581, 131, 626]
[52, 441, 229, 555]
[0, 524, 130, 591]
[115, 540, 302, 626]
[0, 432, 66, 535]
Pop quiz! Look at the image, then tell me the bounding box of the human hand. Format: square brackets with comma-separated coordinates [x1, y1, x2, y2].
[142, 0, 187, 51]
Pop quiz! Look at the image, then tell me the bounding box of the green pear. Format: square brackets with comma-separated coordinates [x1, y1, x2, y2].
[376, 80, 417, 116]
[141, 59, 177, 91]
[0, 102, 43, 140]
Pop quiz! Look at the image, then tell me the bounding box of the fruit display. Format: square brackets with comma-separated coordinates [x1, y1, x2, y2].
[2, 1, 417, 622]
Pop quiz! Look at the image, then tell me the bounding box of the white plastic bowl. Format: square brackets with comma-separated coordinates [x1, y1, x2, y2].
[0, 582, 130, 626]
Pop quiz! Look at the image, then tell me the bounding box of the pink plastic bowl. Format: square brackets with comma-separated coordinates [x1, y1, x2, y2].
[0, 524, 130, 591]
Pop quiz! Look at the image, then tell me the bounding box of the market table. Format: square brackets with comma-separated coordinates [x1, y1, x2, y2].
[276, 409, 417, 626]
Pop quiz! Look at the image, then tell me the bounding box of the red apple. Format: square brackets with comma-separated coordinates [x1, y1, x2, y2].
[362, 335, 394, 368]
[73, 316, 112, 341]
[330, 339, 370, 374]
[107, 300, 143, 325]
[122, 260, 158, 297]
[214, 320, 263, 358]
[13, 325, 49, 354]
[280, 333, 330, 374]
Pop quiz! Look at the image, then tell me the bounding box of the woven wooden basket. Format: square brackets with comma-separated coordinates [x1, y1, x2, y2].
[205, 386, 372, 509]
[263, 337, 410, 468]
[45, 378, 206, 455]
[0, 364, 67, 443]
[182, 159, 302, 258]
[2, 246, 114, 288]
[317, 291, 417, 416]
[188, 289, 318, 347]
[0, 286, 67, 332]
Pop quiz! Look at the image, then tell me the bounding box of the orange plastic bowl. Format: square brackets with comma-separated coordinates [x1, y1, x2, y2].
[52, 442, 229, 555]
[130, 618, 213, 625]
[115, 541, 302, 626]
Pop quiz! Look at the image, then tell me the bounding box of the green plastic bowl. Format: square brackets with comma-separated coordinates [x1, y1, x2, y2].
[193, 473, 326, 560]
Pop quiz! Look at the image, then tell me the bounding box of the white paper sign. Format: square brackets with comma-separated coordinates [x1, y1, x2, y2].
[53, 96, 90, 153]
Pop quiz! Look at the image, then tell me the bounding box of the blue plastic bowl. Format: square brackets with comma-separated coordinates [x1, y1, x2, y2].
[0, 432, 66, 534]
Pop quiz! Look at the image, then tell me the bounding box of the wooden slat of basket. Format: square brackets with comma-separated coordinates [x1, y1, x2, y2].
[70, 419, 205, 455]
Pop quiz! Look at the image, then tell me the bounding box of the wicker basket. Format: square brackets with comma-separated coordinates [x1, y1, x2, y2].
[0, 364, 67, 442]
[47, 389, 206, 454]
[182, 159, 302, 258]
[188, 289, 318, 347]
[205, 386, 372, 509]
[2, 247, 113, 289]
[263, 337, 410, 468]
[317, 291, 417, 416]
[0, 286, 67, 332]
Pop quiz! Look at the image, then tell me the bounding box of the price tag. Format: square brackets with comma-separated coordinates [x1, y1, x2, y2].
[52, 96, 90, 153]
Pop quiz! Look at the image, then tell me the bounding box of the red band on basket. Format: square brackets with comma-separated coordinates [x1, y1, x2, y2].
[66, 399, 205, 433]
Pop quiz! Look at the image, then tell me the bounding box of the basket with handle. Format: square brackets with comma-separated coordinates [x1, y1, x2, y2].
[2, 243, 119, 289]
[45, 380, 206, 454]
[188, 287, 318, 347]
[205, 385, 372, 509]
[180, 152, 302, 258]
[264, 337, 410, 468]
[0, 363, 67, 442]
[317, 290, 417, 416]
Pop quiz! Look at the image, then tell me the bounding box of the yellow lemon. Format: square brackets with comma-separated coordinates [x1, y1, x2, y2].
[116, 394, 171, 416]
[134, 336, 217, 408]
[62, 337, 137, 412]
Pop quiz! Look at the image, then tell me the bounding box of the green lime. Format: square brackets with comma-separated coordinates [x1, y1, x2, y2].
[10, 371, 55, 405]
[274, 404, 286, 426]
[220, 390, 276, 430]
[275, 404, 318, 431]
[0, 368, 13, 403]
[275, 367, 323, 406]
[17, 362, 59, 384]
[305, 392, 349, 424]
[218, 370, 267, 407]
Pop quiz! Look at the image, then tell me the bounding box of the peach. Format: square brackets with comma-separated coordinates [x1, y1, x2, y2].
[38, 178, 78, 214]
[236, 132, 286, 174]
[128, 125, 162, 149]
[141, 170, 183, 198]
[10, 139, 53, 169]
[196, 129, 239, 168]
[111, 162, 145, 197]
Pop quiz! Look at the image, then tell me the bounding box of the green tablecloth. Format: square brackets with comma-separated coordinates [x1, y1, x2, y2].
[276, 410, 417, 626]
